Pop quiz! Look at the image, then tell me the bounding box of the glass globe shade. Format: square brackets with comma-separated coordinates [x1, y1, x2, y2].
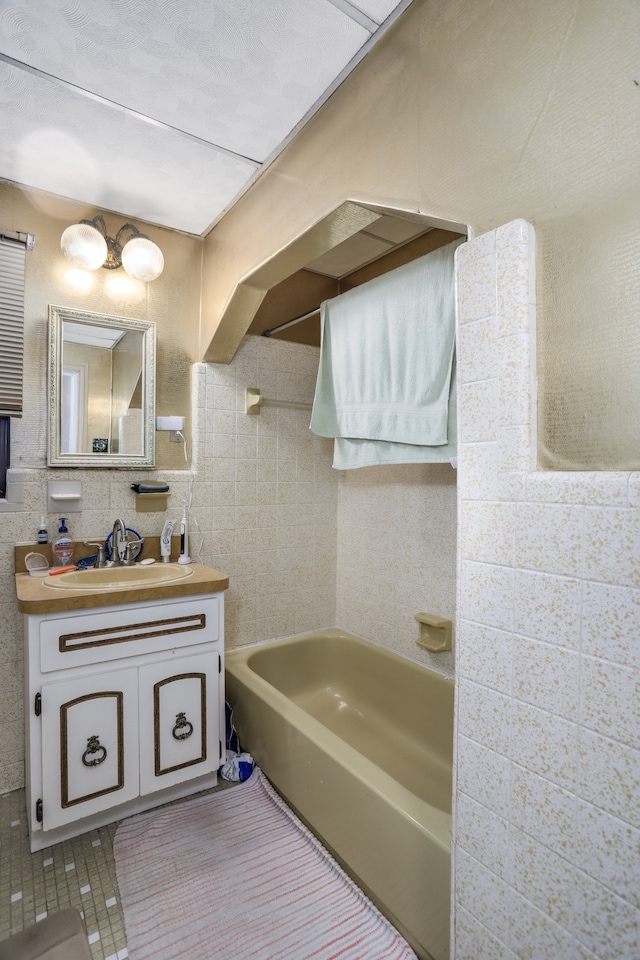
[121, 237, 164, 282]
[60, 222, 108, 270]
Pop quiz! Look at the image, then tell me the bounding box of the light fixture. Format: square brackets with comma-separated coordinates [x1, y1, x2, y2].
[60, 215, 164, 281]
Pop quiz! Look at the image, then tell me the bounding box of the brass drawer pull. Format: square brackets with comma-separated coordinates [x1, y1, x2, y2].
[82, 735, 108, 767]
[172, 712, 194, 740]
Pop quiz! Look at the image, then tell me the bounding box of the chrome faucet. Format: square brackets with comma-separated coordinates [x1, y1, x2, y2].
[112, 518, 127, 564]
[83, 520, 144, 569]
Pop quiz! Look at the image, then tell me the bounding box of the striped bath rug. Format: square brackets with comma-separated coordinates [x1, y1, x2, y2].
[114, 768, 416, 960]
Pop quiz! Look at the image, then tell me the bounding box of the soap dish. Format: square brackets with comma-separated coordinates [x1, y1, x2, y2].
[25, 552, 50, 577]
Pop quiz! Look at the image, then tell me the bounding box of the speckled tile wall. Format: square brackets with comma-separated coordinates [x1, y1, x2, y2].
[454, 219, 640, 960]
[191, 335, 338, 649]
[0, 334, 338, 794]
[336, 462, 457, 678]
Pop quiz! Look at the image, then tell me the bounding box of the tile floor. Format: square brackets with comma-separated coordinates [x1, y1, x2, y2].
[0, 787, 127, 959]
[0, 781, 234, 959]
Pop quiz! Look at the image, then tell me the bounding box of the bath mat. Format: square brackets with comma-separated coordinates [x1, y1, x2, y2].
[114, 768, 416, 960]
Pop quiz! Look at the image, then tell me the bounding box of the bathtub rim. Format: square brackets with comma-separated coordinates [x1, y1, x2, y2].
[225, 627, 452, 854]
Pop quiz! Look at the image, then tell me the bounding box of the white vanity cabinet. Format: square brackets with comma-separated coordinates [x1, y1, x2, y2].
[24, 591, 225, 851]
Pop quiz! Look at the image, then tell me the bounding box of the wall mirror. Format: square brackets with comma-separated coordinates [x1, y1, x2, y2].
[48, 305, 156, 467]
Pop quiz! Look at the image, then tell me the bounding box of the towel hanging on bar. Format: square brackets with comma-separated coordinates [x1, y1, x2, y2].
[310, 238, 463, 468]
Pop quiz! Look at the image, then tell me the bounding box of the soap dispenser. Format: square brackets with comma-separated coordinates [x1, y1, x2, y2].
[52, 518, 75, 566]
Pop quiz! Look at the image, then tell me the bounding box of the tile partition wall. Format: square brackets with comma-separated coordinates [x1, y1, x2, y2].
[454, 220, 640, 959]
[336, 462, 457, 677]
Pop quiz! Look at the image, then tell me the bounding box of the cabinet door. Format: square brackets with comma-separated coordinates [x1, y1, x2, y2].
[41, 668, 139, 830]
[139, 653, 221, 795]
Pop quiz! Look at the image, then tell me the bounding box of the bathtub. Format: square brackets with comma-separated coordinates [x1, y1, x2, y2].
[225, 629, 454, 960]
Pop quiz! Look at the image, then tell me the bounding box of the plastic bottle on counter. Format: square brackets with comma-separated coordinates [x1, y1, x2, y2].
[37, 516, 48, 544]
[52, 518, 74, 566]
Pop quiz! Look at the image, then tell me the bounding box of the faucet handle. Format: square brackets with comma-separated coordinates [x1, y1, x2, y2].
[123, 537, 144, 562]
[83, 541, 106, 566]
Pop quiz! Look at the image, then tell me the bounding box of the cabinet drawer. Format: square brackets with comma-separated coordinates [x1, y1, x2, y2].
[40, 596, 219, 672]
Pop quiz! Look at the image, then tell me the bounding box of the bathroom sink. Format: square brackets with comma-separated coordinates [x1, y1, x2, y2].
[44, 564, 195, 590]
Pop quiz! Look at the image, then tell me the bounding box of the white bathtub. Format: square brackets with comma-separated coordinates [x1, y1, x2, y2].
[225, 629, 454, 960]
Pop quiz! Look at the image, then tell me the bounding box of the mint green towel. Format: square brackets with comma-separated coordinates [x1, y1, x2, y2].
[310, 238, 462, 468]
[333, 360, 457, 468]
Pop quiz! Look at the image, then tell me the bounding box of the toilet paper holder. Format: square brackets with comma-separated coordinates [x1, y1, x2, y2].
[414, 612, 452, 653]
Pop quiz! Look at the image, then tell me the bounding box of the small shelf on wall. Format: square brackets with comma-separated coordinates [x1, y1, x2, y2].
[47, 481, 82, 513]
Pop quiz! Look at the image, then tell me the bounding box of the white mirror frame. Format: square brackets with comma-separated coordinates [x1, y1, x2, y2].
[48, 305, 156, 468]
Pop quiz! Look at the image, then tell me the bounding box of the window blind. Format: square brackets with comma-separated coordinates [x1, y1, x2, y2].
[0, 236, 26, 417]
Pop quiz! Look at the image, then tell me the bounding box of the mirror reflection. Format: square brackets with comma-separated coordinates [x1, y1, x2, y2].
[48, 306, 155, 467]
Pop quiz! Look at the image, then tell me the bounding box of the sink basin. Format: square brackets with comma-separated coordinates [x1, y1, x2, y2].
[44, 564, 195, 590]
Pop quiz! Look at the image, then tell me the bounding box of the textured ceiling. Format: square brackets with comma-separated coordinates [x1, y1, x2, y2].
[0, 0, 411, 236]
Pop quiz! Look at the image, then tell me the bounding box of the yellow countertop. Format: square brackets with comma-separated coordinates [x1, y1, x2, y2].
[15, 562, 229, 614]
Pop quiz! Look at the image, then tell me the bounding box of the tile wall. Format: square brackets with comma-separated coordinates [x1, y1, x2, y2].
[1, 335, 338, 793]
[191, 335, 338, 648]
[454, 219, 640, 960]
[336, 462, 457, 677]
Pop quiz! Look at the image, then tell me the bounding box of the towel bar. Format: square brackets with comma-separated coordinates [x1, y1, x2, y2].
[245, 387, 312, 415]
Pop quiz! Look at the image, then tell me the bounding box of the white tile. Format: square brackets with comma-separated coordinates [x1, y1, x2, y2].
[574, 870, 640, 960]
[576, 800, 640, 909]
[459, 379, 500, 444]
[456, 253, 497, 324]
[580, 656, 640, 746]
[496, 218, 534, 249]
[461, 501, 515, 566]
[88, 931, 101, 944]
[456, 230, 495, 264]
[457, 680, 511, 755]
[509, 702, 578, 790]
[498, 333, 531, 429]
[456, 792, 509, 877]
[514, 570, 581, 648]
[456, 848, 509, 942]
[456, 620, 512, 696]
[509, 827, 575, 926]
[515, 502, 584, 577]
[583, 506, 640, 588]
[458, 442, 499, 501]
[456, 736, 511, 818]
[510, 763, 576, 858]
[460, 561, 514, 632]
[526, 472, 629, 506]
[578, 729, 640, 829]
[511, 637, 580, 719]
[454, 906, 513, 960]
[10, 891, 22, 902]
[80, 884, 91, 895]
[458, 317, 499, 384]
[36, 912, 47, 922]
[498, 426, 532, 475]
[581, 581, 640, 669]
[507, 889, 574, 960]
